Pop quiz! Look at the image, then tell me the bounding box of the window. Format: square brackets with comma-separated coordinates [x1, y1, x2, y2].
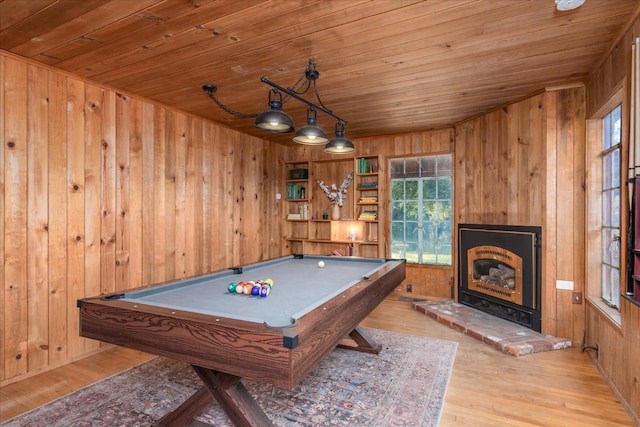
[601, 104, 622, 309]
[389, 155, 452, 265]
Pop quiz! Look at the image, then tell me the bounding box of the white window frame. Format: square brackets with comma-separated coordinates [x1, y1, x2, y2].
[586, 91, 624, 325]
[600, 104, 622, 309]
[389, 155, 453, 265]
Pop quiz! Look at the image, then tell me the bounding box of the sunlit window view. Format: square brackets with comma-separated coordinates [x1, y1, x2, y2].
[601, 104, 622, 309]
[389, 155, 452, 265]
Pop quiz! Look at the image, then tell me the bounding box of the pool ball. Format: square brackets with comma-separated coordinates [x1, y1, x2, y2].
[265, 278, 274, 286]
[243, 285, 252, 295]
[227, 282, 237, 293]
[251, 285, 261, 296]
[317, 261, 325, 268]
[259, 286, 270, 297]
[235, 284, 244, 294]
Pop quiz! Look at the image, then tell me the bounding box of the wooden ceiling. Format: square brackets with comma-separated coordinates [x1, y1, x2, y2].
[1, 0, 638, 146]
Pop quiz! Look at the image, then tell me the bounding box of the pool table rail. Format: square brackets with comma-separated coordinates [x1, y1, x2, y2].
[77, 299, 296, 387]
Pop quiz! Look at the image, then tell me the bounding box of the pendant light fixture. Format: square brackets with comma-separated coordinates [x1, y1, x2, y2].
[203, 59, 353, 153]
[324, 122, 355, 154]
[254, 89, 295, 133]
[292, 108, 329, 144]
[555, 0, 585, 11]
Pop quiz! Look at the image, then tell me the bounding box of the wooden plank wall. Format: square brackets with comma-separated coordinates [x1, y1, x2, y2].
[584, 15, 640, 420]
[282, 129, 455, 299]
[0, 52, 285, 384]
[454, 87, 587, 344]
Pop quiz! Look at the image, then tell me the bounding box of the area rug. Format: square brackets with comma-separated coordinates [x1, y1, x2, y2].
[2, 328, 457, 427]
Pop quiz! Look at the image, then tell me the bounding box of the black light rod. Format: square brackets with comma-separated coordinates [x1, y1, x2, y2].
[260, 77, 348, 125]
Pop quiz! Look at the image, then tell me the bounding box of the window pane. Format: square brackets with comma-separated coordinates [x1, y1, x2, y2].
[438, 177, 452, 198]
[602, 229, 611, 265]
[603, 266, 620, 308]
[603, 153, 612, 189]
[602, 266, 611, 299]
[612, 105, 621, 145]
[405, 221, 418, 242]
[603, 114, 612, 149]
[405, 201, 419, 220]
[391, 201, 405, 221]
[404, 242, 419, 263]
[423, 179, 436, 199]
[390, 159, 405, 179]
[405, 180, 418, 199]
[422, 240, 435, 254]
[405, 159, 420, 178]
[423, 201, 436, 222]
[437, 155, 452, 175]
[612, 148, 620, 187]
[390, 241, 408, 259]
[602, 190, 611, 226]
[611, 188, 620, 227]
[610, 229, 620, 268]
[438, 242, 452, 257]
[424, 222, 436, 242]
[438, 217, 452, 242]
[420, 157, 436, 177]
[439, 200, 452, 222]
[391, 180, 405, 199]
[610, 268, 620, 307]
[391, 221, 405, 241]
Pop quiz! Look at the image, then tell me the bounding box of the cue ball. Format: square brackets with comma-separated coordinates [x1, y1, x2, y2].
[317, 261, 325, 268]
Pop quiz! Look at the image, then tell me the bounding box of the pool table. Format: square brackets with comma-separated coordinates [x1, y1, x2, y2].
[77, 255, 405, 427]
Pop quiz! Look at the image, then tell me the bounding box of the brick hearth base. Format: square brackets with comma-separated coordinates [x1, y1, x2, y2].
[413, 300, 572, 356]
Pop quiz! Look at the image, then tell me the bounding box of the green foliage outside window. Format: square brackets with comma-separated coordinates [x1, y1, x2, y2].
[389, 155, 452, 265]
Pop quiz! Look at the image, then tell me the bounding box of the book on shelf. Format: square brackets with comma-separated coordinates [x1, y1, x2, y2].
[358, 211, 377, 220]
[358, 196, 378, 204]
[359, 181, 378, 188]
[358, 158, 371, 173]
[298, 203, 308, 219]
[287, 213, 302, 220]
[286, 184, 306, 200]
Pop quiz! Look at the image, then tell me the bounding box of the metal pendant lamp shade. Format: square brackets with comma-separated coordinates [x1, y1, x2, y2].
[324, 122, 355, 154]
[293, 108, 329, 145]
[254, 90, 294, 133]
[205, 60, 353, 151]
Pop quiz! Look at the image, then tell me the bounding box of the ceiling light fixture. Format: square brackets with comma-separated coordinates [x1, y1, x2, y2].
[293, 108, 329, 145]
[324, 122, 355, 154]
[254, 90, 295, 133]
[555, 0, 585, 11]
[202, 60, 352, 153]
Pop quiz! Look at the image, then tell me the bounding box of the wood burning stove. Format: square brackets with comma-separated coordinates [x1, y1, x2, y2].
[458, 224, 542, 331]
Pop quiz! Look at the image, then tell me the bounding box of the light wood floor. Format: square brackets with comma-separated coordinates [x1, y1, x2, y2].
[0, 299, 636, 426]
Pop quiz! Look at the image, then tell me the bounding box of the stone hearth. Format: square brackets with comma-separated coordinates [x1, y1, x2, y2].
[413, 300, 572, 356]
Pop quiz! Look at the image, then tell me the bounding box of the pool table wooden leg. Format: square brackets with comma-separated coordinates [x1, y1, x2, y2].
[153, 386, 211, 426]
[338, 325, 383, 354]
[153, 365, 274, 427]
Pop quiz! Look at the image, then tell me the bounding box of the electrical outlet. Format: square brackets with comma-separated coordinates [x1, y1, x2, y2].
[572, 292, 582, 304]
[406, 284, 412, 292]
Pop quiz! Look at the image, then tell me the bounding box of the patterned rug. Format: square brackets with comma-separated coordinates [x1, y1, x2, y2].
[3, 328, 457, 427]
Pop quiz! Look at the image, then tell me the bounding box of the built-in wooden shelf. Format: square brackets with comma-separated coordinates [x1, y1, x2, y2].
[282, 156, 384, 258]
